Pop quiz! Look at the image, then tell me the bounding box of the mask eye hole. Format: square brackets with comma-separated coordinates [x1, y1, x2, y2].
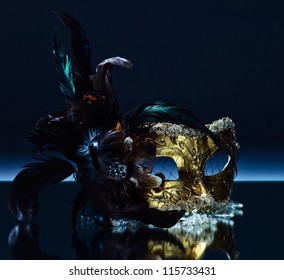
[204, 151, 230, 176]
[151, 156, 179, 180]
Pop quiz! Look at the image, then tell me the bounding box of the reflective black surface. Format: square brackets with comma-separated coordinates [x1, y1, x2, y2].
[1, 182, 284, 259]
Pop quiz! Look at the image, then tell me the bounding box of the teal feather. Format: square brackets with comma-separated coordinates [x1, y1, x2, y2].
[124, 101, 237, 173]
[52, 30, 76, 101]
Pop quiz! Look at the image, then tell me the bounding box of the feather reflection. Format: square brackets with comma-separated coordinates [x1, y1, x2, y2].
[8, 219, 238, 259]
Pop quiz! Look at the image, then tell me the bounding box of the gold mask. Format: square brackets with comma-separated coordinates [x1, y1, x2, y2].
[147, 222, 238, 260]
[143, 117, 239, 212]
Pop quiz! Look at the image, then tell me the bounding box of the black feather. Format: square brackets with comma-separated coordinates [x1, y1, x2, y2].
[54, 11, 93, 90]
[90, 57, 133, 125]
[8, 157, 76, 221]
[124, 101, 207, 128]
[94, 56, 133, 100]
[25, 113, 86, 162]
[96, 56, 133, 71]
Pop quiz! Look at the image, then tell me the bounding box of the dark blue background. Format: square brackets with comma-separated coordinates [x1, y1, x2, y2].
[1, 0, 284, 179]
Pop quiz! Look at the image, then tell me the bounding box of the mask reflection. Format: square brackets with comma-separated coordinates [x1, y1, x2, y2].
[8, 219, 239, 260]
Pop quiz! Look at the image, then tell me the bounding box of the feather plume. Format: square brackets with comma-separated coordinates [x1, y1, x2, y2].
[54, 11, 93, 90]
[89, 57, 133, 126]
[96, 56, 133, 70]
[52, 30, 76, 102]
[9, 157, 76, 221]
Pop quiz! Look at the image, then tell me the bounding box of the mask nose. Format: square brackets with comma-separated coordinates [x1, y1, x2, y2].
[191, 177, 208, 197]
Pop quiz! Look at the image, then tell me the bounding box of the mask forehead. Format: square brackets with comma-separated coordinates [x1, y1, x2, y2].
[143, 117, 238, 212]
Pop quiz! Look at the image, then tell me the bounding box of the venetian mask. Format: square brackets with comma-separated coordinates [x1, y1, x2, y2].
[142, 117, 239, 212]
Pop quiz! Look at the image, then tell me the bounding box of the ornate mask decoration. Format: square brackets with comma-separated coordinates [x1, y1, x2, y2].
[142, 117, 239, 212]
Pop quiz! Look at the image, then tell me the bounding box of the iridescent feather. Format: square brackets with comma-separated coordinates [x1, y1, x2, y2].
[52, 30, 76, 102]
